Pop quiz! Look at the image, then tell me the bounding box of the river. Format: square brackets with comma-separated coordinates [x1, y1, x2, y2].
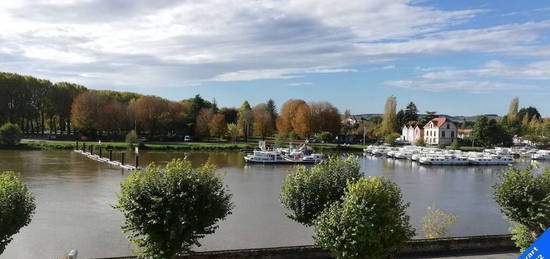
[1, 150, 546, 258]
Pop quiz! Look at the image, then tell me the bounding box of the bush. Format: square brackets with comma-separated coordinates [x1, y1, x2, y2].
[318, 131, 335, 143]
[493, 166, 550, 251]
[384, 133, 400, 146]
[437, 143, 446, 149]
[415, 138, 425, 147]
[125, 130, 138, 145]
[422, 206, 457, 238]
[0, 172, 36, 254]
[0, 123, 23, 146]
[314, 177, 415, 259]
[281, 156, 362, 226]
[114, 159, 233, 258]
[449, 139, 461, 150]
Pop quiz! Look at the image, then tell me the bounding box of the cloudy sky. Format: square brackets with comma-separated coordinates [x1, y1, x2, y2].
[1, 0, 550, 116]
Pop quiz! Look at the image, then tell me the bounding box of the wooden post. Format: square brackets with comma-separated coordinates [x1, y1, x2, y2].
[90, 145, 94, 155]
[75, 141, 79, 150]
[135, 154, 139, 169]
[99, 146, 103, 158]
[121, 152, 125, 165]
[82, 143, 86, 152]
[109, 149, 113, 161]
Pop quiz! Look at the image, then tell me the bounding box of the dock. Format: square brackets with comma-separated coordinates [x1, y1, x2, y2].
[73, 145, 141, 171]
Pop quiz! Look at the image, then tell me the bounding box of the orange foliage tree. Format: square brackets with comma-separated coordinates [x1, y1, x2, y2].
[195, 108, 214, 137]
[253, 104, 275, 139]
[276, 99, 307, 135]
[209, 113, 227, 139]
[71, 91, 106, 135]
[310, 102, 341, 135]
[292, 103, 313, 138]
[130, 96, 169, 135]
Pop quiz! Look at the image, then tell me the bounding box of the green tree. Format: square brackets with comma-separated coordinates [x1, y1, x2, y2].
[318, 131, 335, 143]
[225, 123, 238, 143]
[314, 177, 415, 259]
[415, 138, 426, 147]
[237, 101, 253, 142]
[281, 157, 362, 226]
[507, 97, 519, 121]
[384, 132, 400, 146]
[114, 159, 233, 258]
[125, 130, 139, 145]
[0, 123, 23, 146]
[518, 106, 541, 123]
[449, 138, 460, 150]
[0, 172, 36, 254]
[493, 166, 550, 251]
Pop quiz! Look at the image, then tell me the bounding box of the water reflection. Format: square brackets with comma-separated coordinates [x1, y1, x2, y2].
[2, 150, 549, 258]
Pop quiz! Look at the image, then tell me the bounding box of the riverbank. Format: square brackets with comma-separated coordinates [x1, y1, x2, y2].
[9, 139, 369, 152]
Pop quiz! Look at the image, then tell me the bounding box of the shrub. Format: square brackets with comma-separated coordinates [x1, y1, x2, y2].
[422, 206, 458, 238]
[493, 166, 550, 251]
[415, 138, 425, 147]
[281, 156, 362, 226]
[114, 159, 233, 258]
[437, 143, 446, 149]
[125, 130, 139, 145]
[0, 172, 36, 254]
[449, 139, 461, 150]
[384, 133, 400, 146]
[314, 177, 415, 259]
[318, 131, 335, 143]
[0, 123, 23, 146]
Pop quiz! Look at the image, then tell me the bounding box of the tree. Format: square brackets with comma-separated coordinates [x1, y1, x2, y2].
[125, 130, 139, 145]
[281, 157, 362, 226]
[404, 102, 419, 123]
[415, 138, 426, 147]
[421, 111, 438, 125]
[225, 123, 239, 143]
[493, 166, 550, 251]
[0, 123, 23, 146]
[384, 132, 400, 146]
[310, 102, 341, 135]
[518, 106, 541, 123]
[276, 99, 307, 135]
[252, 104, 274, 139]
[195, 108, 214, 137]
[209, 113, 227, 139]
[507, 97, 519, 121]
[220, 108, 238, 124]
[0, 172, 36, 254]
[292, 103, 312, 138]
[71, 91, 106, 136]
[381, 96, 398, 135]
[130, 96, 169, 136]
[266, 99, 278, 122]
[237, 101, 253, 142]
[318, 131, 335, 143]
[114, 159, 233, 258]
[422, 206, 457, 238]
[449, 139, 460, 150]
[314, 177, 415, 259]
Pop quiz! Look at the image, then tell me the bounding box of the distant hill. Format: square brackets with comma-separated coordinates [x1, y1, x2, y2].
[350, 113, 500, 122]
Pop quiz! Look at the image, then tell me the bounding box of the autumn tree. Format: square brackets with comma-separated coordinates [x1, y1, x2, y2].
[99, 100, 129, 135]
[237, 101, 253, 141]
[277, 99, 307, 135]
[292, 103, 313, 138]
[381, 96, 398, 135]
[71, 91, 106, 136]
[130, 96, 170, 136]
[310, 102, 341, 135]
[209, 113, 227, 139]
[195, 108, 214, 137]
[253, 104, 275, 139]
[220, 107, 238, 124]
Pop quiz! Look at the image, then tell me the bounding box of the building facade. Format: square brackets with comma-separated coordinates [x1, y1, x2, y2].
[423, 117, 457, 145]
[401, 124, 424, 144]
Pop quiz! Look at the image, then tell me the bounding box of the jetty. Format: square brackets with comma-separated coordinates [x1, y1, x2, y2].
[73, 141, 141, 171]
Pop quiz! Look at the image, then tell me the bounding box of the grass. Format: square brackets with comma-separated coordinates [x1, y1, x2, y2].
[8, 140, 368, 152]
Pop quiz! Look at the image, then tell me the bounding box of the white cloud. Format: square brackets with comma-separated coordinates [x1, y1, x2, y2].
[420, 60, 550, 80]
[0, 0, 548, 88]
[288, 82, 313, 86]
[384, 80, 537, 93]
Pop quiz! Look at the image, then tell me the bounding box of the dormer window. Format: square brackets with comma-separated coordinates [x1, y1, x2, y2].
[447, 124, 450, 129]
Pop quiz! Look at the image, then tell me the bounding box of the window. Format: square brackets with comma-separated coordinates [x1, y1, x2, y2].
[447, 124, 450, 129]
[451, 131, 455, 138]
[442, 131, 445, 137]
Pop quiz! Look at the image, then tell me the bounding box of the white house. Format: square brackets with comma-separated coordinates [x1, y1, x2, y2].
[423, 117, 457, 145]
[401, 124, 424, 144]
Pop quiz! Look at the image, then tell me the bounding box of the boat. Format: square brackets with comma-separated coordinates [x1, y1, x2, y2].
[419, 155, 469, 165]
[244, 141, 324, 164]
[468, 155, 515, 165]
[532, 150, 550, 160]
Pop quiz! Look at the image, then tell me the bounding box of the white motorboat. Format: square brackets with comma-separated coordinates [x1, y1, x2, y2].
[468, 155, 514, 165]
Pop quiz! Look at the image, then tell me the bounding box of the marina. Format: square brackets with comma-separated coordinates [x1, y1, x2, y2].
[244, 141, 324, 164]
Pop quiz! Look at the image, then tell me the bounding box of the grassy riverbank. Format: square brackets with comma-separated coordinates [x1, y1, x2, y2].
[11, 140, 368, 152]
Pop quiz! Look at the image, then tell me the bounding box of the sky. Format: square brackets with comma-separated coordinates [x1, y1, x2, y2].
[1, 0, 550, 116]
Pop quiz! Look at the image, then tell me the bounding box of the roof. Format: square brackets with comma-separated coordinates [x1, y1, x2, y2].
[458, 128, 473, 134]
[424, 117, 448, 129]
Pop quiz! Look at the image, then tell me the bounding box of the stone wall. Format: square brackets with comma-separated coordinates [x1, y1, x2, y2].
[97, 234, 517, 259]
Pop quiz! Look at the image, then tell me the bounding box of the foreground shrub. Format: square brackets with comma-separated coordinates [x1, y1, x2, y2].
[422, 206, 457, 238]
[314, 177, 415, 259]
[281, 156, 362, 226]
[0, 172, 36, 254]
[114, 159, 233, 258]
[0, 123, 23, 146]
[493, 166, 550, 251]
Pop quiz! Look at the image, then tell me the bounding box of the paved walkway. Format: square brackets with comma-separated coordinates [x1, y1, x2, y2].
[403, 251, 519, 258]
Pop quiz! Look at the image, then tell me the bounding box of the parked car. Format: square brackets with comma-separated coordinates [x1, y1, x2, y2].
[140, 137, 148, 142]
[184, 136, 192, 142]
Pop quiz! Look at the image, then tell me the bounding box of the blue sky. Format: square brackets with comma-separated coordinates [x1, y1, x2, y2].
[1, 0, 550, 116]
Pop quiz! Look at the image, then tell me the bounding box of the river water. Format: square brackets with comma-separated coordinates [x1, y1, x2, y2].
[1, 150, 546, 258]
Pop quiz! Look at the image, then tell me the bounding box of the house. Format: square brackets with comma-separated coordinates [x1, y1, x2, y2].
[423, 117, 457, 145]
[401, 123, 424, 144]
[457, 128, 473, 139]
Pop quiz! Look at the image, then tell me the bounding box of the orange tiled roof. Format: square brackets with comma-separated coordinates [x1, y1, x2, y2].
[424, 117, 447, 128]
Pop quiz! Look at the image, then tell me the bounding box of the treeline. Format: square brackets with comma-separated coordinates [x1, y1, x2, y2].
[0, 73, 342, 141]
